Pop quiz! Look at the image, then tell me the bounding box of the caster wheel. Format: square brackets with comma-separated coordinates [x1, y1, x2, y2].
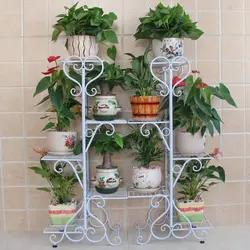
[52, 245, 57, 248]
[200, 241, 205, 244]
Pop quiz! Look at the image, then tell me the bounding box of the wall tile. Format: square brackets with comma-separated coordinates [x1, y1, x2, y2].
[147, 0, 171, 8]
[221, 205, 244, 226]
[123, 36, 150, 56]
[221, 0, 243, 10]
[4, 187, 26, 209]
[0, 114, 23, 137]
[0, 38, 21, 62]
[222, 36, 244, 61]
[222, 62, 244, 84]
[222, 84, 244, 109]
[173, 0, 196, 10]
[222, 110, 244, 133]
[0, 88, 23, 112]
[5, 211, 28, 232]
[222, 158, 244, 181]
[2, 139, 25, 162]
[24, 114, 48, 137]
[205, 206, 221, 226]
[0, 0, 21, 14]
[2, 163, 25, 186]
[29, 211, 48, 231]
[244, 204, 250, 224]
[203, 184, 222, 206]
[198, 12, 219, 36]
[197, 36, 219, 60]
[222, 135, 244, 157]
[26, 138, 46, 162]
[27, 162, 47, 186]
[28, 188, 50, 209]
[124, 10, 147, 35]
[245, 159, 250, 180]
[0, 14, 21, 37]
[221, 12, 244, 35]
[197, 0, 219, 10]
[245, 182, 250, 202]
[183, 39, 196, 61]
[197, 61, 220, 83]
[0, 63, 22, 87]
[124, 0, 146, 10]
[222, 182, 244, 204]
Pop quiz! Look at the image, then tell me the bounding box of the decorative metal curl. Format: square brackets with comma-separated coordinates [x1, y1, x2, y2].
[192, 229, 208, 241]
[49, 234, 65, 246]
[75, 161, 83, 174]
[173, 164, 182, 174]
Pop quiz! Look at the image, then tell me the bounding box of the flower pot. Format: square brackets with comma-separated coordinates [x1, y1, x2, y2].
[95, 166, 120, 194]
[177, 200, 204, 223]
[132, 165, 162, 192]
[67, 35, 99, 58]
[175, 131, 206, 154]
[49, 201, 77, 226]
[130, 96, 160, 120]
[152, 38, 184, 59]
[92, 95, 119, 121]
[46, 131, 77, 156]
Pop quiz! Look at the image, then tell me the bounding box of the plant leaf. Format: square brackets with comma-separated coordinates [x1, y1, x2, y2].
[33, 77, 51, 97]
[42, 122, 55, 131]
[37, 187, 51, 193]
[114, 133, 123, 148]
[103, 30, 118, 43]
[107, 45, 117, 61]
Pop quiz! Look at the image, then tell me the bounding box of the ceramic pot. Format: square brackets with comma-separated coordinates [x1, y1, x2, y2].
[49, 201, 77, 226]
[95, 166, 120, 194]
[93, 95, 119, 121]
[152, 38, 184, 59]
[177, 199, 204, 223]
[67, 35, 99, 58]
[132, 165, 162, 192]
[46, 131, 77, 156]
[175, 131, 206, 155]
[130, 96, 160, 120]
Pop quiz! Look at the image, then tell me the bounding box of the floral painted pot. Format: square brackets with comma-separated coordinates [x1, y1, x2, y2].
[94, 166, 121, 194]
[67, 35, 99, 58]
[132, 165, 162, 191]
[93, 95, 119, 121]
[130, 96, 160, 120]
[175, 131, 206, 155]
[152, 38, 184, 59]
[177, 199, 204, 223]
[49, 201, 77, 226]
[46, 131, 77, 156]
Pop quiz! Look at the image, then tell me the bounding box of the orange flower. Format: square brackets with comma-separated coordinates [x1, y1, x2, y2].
[197, 82, 208, 88]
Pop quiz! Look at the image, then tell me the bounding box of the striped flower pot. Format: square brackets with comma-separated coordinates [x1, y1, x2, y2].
[49, 202, 77, 226]
[67, 35, 99, 59]
[177, 200, 204, 223]
[130, 96, 160, 120]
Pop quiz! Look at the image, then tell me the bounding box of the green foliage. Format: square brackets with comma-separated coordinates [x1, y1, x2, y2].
[125, 127, 163, 168]
[52, 2, 118, 44]
[29, 161, 79, 204]
[177, 157, 225, 201]
[134, 3, 203, 41]
[124, 47, 159, 96]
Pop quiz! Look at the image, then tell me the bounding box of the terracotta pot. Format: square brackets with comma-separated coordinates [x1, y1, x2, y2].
[130, 96, 160, 120]
[67, 35, 99, 58]
[46, 131, 77, 156]
[49, 202, 77, 226]
[175, 131, 206, 154]
[132, 165, 162, 192]
[177, 200, 204, 223]
[152, 38, 184, 59]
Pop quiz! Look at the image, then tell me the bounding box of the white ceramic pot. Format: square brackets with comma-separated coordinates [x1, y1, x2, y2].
[95, 166, 121, 194]
[46, 131, 77, 156]
[152, 38, 184, 59]
[67, 35, 99, 58]
[175, 131, 206, 154]
[132, 165, 162, 191]
[92, 95, 119, 121]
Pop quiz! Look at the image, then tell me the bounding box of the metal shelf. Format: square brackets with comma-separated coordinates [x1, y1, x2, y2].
[173, 152, 213, 161]
[86, 119, 170, 125]
[42, 153, 83, 162]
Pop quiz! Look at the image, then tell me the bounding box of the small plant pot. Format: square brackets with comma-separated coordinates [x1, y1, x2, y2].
[132, 165, 162, 192]
[93, 95, 119, 121]
[94, 166, 121, 194]
[176, 200, 204, 223]
[152, 38, 184, 59]
[49, 202, 77, 226]
[46, 131, 77, 156]
[67, 35, 99, 58]
[130, 96, 160, 120]
[175, 131, 206, 155]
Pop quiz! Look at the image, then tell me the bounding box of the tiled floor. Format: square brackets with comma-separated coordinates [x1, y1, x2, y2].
[1, 225, 250, 250]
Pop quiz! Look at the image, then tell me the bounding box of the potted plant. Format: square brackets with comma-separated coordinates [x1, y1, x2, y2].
[125, 127, 163, 192]
[86, 46, 126, 120]
[161, 71, 237, 154]
[74, 127, 125, 194]
[134, 3, 203, 58]
[176, 148, 225, 223]
[124, 47, 160, 120]
[33, 56, 81, 155]
[52, 3, 118, 58]
[29, 148, 79, 226]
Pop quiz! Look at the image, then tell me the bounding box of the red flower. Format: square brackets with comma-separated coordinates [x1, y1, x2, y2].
[192, 70, 200, 74]
[47, 56, 60, 63]
[197, 82, 208, 88]
[33, 145, 48, 157]
[172, 76, 185, 87]
[42, 66, 59, 75]
[211, 148, 223, 160]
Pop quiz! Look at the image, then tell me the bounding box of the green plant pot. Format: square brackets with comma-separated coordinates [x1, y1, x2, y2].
[95, 186, 118, 194]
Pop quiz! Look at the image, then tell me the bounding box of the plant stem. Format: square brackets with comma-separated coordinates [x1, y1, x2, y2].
[102, 151, 112, 169]
[100, 83, 111, 95]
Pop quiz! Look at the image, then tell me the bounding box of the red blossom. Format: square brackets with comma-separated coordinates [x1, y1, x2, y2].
[211, 148, 223, 160]
[197, 82, 208, 88]
[172, 76, 185, 87]
[192, 70, 200, 74]
[33, 145, 48, 157]
[47, 56, 60, 63]
[42, 66, 59, 75]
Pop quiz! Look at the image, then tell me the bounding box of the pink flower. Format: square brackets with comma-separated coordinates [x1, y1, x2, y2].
[192, 70, 200, 74]
[211, 148, 223, 159]
[33, 145, 48, 157]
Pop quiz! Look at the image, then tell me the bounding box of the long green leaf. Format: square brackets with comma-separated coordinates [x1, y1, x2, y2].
[42, 122, 55, 131]
[51, 86, 63, 112]
[37, 187, 51, 193]
[219, 83, 237, 107]
[35, 95, 50, 107]
[114, 133, 123, 148]
[33, 77, 51, 97]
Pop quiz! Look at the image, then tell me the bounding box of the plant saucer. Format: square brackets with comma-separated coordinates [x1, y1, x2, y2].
[134, 187, 160, 193]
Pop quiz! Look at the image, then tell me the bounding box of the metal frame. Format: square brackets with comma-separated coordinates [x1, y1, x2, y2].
[42, 55, 212, 247]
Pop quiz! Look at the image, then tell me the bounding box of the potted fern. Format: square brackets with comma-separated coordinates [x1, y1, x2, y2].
[124, 47, 160, 120]
[52, 3, 118, 58]
[29, 148, 79, 226]
[126, 127, 163, 192]
[176, 148, 225, 223]
[134, 3, 203, 58]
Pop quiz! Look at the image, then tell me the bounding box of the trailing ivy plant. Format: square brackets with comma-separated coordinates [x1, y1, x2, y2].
[52, 2, 118, 46]
[134, 3, 203, 41]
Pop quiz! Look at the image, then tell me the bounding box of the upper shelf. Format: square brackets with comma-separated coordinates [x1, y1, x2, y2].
[173, 152, 213, 161]
[42, 153, 83, 162]
[86, 119, 170, 125]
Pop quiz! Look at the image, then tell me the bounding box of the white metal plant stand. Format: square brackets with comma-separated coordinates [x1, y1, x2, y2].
[42, 55, 212, 247]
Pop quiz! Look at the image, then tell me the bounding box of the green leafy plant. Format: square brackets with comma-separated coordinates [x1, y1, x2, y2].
[134, 3, 203, 41]
[161, 71, 237, 136]
[125, 127, 163, 168]
[177, 148, 225, 201]
[124, 47, 159, 96]
[52, 2, 118, 45]
[33, 56, 81, 132]
[29, 148, 79, 204]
